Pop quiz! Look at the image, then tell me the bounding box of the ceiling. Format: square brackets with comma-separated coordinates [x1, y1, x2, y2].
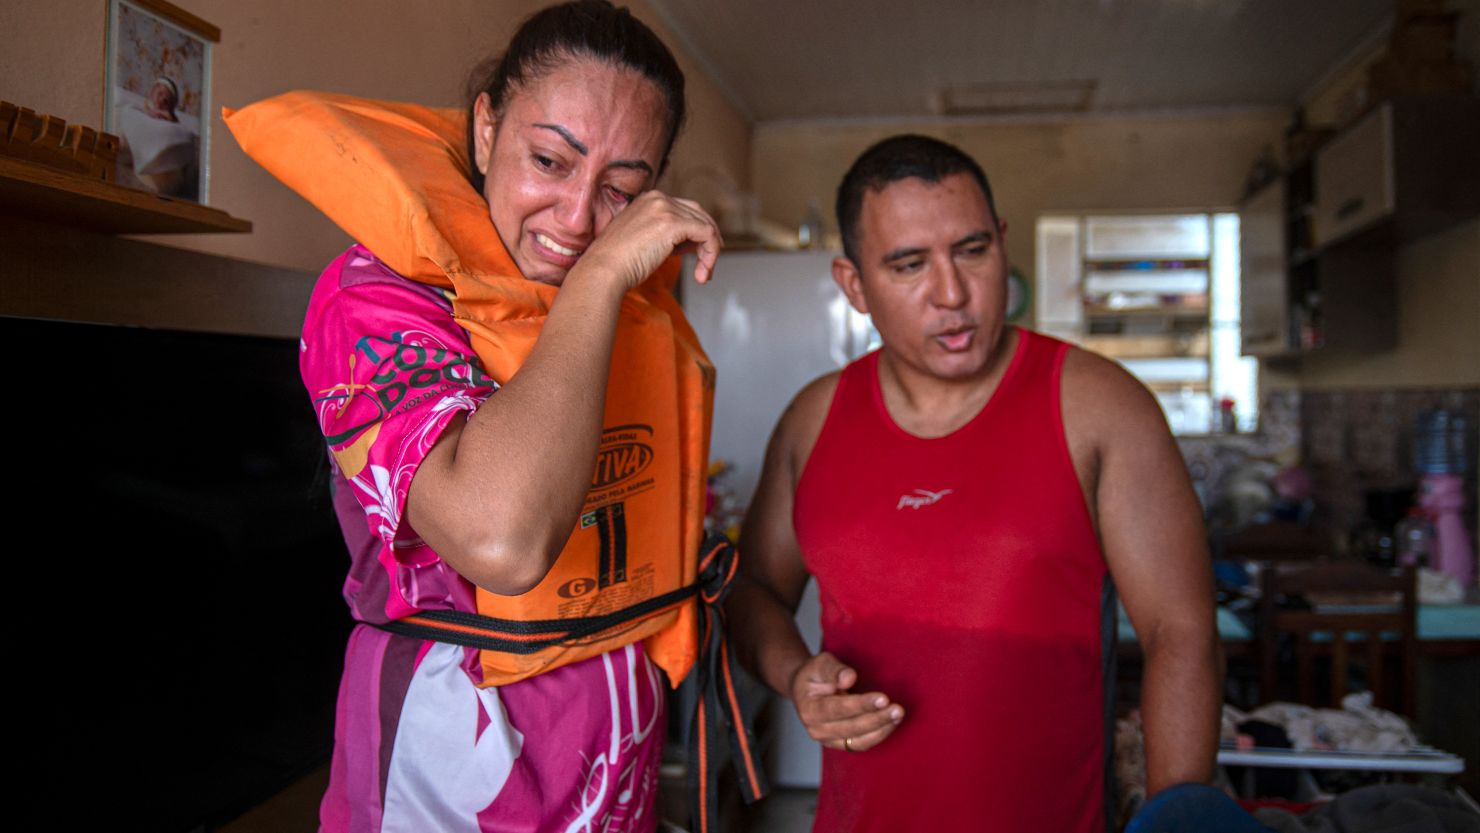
[646, 0, 1394, 122]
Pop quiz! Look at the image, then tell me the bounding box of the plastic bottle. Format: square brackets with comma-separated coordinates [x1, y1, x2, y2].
[1394, 507, 1436, 569]
[1217, 397, 1237, 434]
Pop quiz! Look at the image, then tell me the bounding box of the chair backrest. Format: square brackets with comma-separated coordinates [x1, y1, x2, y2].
[1223, 521, 1332, 562]
[1257, 561, 1417, 717]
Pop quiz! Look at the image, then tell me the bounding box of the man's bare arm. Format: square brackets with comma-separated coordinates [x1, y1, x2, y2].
[727, 382, 818, 695]
[1063, 349, 1222, 795]
[726, 374, 904, 752]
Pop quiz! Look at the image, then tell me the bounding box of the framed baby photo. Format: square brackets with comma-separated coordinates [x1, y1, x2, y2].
[104, 0, 218, 203]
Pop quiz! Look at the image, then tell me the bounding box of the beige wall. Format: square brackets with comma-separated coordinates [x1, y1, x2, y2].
[0, 0, 750, 274]
[1291, 218, 1480, 389]
[750, 110, 1287, 317]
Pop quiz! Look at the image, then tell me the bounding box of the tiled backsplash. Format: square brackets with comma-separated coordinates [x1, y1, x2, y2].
[1301, 387, 1479, 533]
[1178, 386, 1479, 541]
[1177, 389, 1301, 520]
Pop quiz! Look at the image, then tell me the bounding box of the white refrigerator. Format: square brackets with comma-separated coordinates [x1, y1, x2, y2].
[682, 250, 875, 788]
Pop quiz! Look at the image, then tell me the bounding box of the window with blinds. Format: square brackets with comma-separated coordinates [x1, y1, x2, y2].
[1035, 212, 1257, 435]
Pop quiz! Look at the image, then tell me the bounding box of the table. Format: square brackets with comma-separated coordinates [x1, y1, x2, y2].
[1216, 744, 1465, 774]
[1116, 603, 1480, 658]
[1117, 602, 1480, 793]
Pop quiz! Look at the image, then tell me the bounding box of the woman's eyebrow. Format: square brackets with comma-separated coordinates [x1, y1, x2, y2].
[533, 123, 654, 177]
[534, 123, 589, 155]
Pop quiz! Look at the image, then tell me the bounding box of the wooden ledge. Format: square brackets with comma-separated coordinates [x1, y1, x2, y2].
[0, 156, 251, 235]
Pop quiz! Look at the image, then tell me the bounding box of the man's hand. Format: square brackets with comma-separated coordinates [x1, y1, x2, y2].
[725, 376, 905, 753]
[789, 651, 903, 753]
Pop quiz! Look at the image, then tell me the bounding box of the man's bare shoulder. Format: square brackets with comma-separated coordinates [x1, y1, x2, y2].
[774, 370, 843, 470]
[1059, 342, 1170, 444]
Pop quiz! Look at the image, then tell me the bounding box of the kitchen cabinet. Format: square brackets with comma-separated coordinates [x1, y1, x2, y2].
[1238, 169, 1396, 357]
[1313, 97, 1480, 249]
[1314, 104, 1394, 247]
[1238, 96, 1480, 358]
[1239, 180, 1289, 356]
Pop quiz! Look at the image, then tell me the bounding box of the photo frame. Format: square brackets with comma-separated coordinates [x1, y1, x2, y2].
[103, 0, 217, 203]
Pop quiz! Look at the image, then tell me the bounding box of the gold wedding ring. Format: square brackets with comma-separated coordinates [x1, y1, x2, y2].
[843, 737, 854, 752]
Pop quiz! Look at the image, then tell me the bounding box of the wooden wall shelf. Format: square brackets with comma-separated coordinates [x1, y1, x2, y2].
[0, 156, 251, 235]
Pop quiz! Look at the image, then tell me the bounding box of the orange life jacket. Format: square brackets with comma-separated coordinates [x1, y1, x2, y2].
[444, 257, 714, 688]
[223, 91, 712, 688]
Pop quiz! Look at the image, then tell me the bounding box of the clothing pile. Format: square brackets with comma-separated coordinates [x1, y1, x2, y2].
[1222, 693, 1418, 755]
[1116, 695, 1443, 824]
[1254, 785, 1480, 833]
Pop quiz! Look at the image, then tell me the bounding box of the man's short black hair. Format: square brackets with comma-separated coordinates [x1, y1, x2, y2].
[835, 134, 998, 264]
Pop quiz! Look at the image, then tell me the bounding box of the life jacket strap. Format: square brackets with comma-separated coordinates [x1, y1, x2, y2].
[687, 534, 769, 833]
[375, 582, 697, 652]
[371, 533, 769, 830]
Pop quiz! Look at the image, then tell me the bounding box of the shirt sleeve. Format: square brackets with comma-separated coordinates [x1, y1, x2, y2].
[300, 248, 498, 569]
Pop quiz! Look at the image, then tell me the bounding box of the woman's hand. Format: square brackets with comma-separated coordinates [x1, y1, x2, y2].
[570, 190, 724, 294]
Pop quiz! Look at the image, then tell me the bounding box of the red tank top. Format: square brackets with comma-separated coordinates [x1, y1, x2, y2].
[794, 329, 1110, 832]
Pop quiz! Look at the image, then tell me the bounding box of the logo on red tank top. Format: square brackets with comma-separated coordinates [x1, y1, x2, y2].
[896, 488, 954, 510]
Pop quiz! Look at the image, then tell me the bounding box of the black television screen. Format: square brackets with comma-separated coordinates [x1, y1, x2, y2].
[11, 316, 349, 831]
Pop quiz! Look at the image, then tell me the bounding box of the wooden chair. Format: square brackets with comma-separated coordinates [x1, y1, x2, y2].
[1222, 521, 1332, 562]
[1218, 523, 1333, 708]
[1257, 561, 1417, 717]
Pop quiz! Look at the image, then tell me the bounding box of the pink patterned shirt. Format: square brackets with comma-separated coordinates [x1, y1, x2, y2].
[302, 246, 666, 833]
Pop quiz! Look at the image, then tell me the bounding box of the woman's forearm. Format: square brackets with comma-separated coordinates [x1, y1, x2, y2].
[405, 191, 722, 595]
[406, 268, 627, 595]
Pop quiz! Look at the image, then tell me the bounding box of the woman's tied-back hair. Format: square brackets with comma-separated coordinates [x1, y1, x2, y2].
[835, 134, 998, 264]
[465, 0, 687, 192]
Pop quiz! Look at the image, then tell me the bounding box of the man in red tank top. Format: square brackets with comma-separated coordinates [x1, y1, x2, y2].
[727, 136, 1222, 831]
